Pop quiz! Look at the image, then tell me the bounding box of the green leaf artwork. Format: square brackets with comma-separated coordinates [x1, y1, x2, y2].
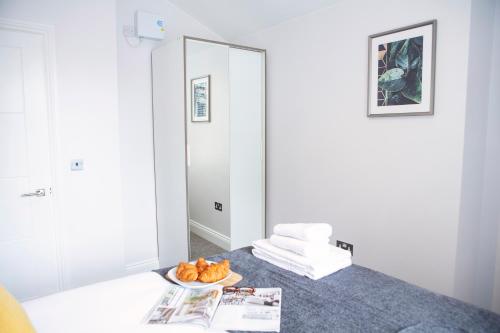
[378, 36, 423, 106]
[378, 68, 406, 92]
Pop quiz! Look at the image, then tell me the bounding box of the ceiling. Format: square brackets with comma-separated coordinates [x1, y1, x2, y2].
[168, 0, 339, 40]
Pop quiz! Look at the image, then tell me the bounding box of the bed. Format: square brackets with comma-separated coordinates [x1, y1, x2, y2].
[21, 246, 500, 333]
[158, 247, 500, 333]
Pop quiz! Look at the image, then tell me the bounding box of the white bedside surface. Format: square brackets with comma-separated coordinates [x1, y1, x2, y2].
[22, 272, 226, 333]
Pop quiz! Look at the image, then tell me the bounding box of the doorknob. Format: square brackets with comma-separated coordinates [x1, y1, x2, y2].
[21, 189, 46, 197]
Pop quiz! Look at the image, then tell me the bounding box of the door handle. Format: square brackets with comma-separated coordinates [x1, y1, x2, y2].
[21, 189, 46, 197]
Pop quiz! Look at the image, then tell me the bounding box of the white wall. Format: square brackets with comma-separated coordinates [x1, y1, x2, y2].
[454, 0, 499, 309]
[0, 0, 125, 289]
[487, 0, 500, 315]
[237, 0, 472, 297]
[186, 41, 231, 237]
[116, 0, 223, 272]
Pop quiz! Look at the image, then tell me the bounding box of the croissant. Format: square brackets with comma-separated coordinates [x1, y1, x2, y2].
[195, 257, 209, 273]
[176, 262, 198, 282]
[197, 259, 230, 283]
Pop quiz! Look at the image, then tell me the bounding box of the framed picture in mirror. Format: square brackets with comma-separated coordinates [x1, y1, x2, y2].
[191, 75, 210, 122]
[367, 20, 436, 117]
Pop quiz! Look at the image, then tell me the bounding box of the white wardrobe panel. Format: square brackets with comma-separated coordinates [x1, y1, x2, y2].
[229, 48, 265, 250]
[152, 39, 189, 267]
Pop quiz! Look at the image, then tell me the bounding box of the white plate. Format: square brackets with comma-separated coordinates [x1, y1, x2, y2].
[167, 260, 232, 289]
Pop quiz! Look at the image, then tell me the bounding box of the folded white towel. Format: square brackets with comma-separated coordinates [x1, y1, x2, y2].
[270, 234, 330, 258]
[273, 223, 332, 242]
[252, 248, 351, 280]
[252, 239, 351, 280]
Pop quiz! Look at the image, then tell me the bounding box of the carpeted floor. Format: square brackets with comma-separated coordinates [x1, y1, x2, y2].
[189, 232, 225, 260]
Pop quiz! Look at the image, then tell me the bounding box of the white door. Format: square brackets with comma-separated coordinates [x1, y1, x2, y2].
[0, 23, 60, 300]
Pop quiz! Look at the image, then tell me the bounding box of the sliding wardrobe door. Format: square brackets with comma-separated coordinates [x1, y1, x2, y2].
[152, 39, 189, 267]
[229, 47, 265, 250]
[185, 40, 231, 257]
[153, 37, 265, 262]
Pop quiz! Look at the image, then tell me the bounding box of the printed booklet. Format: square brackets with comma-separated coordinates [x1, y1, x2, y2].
[144, 284, 282, 332]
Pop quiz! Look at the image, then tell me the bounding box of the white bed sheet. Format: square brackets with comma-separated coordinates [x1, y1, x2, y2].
[22, 272, 226, 333]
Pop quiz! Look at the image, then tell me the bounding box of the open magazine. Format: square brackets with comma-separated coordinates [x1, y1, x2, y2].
[143, 284, 222, 327]
[144, 284, 282, 332]
[211, 287, 281, 332]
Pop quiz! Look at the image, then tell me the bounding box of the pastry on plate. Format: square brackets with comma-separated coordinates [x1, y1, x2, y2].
[176, 262, 198, 282]
[195, 257, 209, 273]
[197, 259, 230, 283]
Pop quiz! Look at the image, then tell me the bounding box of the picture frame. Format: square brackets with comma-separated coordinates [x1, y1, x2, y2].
[191, 75, 210, 122]
[367, 20, 437, 117]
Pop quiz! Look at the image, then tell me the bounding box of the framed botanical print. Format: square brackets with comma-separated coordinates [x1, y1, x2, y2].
[368, 20, 436, 117]
[191, 75, 210, 122]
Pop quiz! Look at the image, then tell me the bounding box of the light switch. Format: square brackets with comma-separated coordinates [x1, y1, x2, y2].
[71, 159, 84, 171]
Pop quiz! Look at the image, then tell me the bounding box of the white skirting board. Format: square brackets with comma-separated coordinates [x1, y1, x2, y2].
[125, 257, 160, 275]
[189, 219, 231, 251]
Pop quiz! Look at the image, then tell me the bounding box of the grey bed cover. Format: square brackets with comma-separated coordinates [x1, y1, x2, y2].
[155, 247, 500, 333]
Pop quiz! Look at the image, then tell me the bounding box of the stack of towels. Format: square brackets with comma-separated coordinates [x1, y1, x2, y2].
[252, 223, 352, 280]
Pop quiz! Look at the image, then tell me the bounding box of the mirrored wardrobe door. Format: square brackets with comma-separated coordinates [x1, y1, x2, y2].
[185, 39, 231, 259]
[184, 37, 266, 260]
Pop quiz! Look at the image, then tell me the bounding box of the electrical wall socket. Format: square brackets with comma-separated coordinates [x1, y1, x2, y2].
[336, 240, 353, 256]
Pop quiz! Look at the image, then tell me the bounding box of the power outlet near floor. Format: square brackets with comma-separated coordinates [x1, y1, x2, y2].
[214, 202, 223, 211]
[336, 240, 354, 256]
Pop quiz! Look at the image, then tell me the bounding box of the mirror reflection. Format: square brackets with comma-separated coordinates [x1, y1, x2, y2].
[185, 38, 265, 260]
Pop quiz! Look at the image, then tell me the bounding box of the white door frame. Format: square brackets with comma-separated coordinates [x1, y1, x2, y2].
[0, 18, 65, 293]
